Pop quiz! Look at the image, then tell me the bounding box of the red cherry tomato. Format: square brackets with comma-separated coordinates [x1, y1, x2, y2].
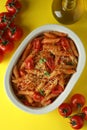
[6, 0, 22, 14]
[70, 115, 84, 129]
[46, 57, 55, 71]
[0, 39, 14, 54]
[25, 57, 34, 70]
[0, 49, 4, 62]
[58, 103, 72, 117]
[22, 100, 29, 106]
[52, 85, 64, 95]
[61, 37, 70, 51]
[7, 25, 23, 41]
[32, 38, 42, 52]
[0, 12, 12, 29]
[82, 106, 87, 120]
[70, 94, 86, 110]
[33, 92, 44, 102]
[19, 69, 25, 77]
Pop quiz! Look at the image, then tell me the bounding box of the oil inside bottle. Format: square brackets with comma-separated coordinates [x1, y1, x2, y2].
[52, 0, 84, 24]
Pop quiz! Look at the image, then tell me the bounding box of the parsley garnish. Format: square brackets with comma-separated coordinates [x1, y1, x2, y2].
[39, 89, 45, 96]
[39, 58, 46, 63]
[44, 71, 50, 76]
[66, 61, 74, 65]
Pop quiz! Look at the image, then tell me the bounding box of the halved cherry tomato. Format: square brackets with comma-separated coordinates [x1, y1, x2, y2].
[70, 115, 84, 129]
[46, 57, 55, 71]
[33, 92, 44, 102]
[32, 38, 42, 52]
[61, 37, 70, 51]
[7, 24, 23, 41]
[6, 0, 22, 14]
[82, 106, 87, 120]
[58, 103, 72, 117]
[0, 49, 4, 62]
[70, 94, 86, 110]
[22, 100, 29, 106]
[25, 58, 34, 70]
[0, 12, 12, 29]
[19, 69, 25, 77]
[52, 85, 64, 95]
[0, 39, 14, 54]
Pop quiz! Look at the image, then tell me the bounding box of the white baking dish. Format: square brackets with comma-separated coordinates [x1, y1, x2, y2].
[4, 24, 86, 114]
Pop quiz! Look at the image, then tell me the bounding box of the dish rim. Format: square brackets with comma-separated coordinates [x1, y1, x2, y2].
[4, 24, 86, 114]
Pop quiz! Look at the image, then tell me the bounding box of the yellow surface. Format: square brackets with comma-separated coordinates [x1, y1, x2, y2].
[0, 0, 87, 130]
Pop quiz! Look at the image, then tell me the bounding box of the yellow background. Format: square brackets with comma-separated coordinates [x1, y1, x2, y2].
[0, 0, 87, 130]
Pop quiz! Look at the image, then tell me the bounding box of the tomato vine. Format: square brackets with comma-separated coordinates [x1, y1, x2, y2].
[0, 0, 23, 62]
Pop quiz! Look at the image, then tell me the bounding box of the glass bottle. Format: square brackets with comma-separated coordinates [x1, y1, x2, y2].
[52, 0, 85, 24]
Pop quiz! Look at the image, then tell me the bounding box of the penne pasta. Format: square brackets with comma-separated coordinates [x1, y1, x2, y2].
[12, 65, 19, 78]
[52, 31, 68, 37]
[41, 38, 60, 44]
[18, 42, 32, 68]
[20, 51, 36, 70]
[18, 90, 34, 96]
[43, 32, 57, 38]
[25, 95, 33, 104]
[69, 39, 79, 57]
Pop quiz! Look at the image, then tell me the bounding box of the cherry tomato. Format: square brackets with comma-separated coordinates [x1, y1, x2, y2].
[0, 39, 14, 54]
[58, 103, 72, 117]
[22, 100, 29, 106]
[0, 12, 12, 29]
[61, 37, 70, 51]
[7, 24, 23, 41]
[25, 57, 34, 70]
[6, 0, 22, 14]
[70, 94, 86, 110]
[82, 106, 87, 120]
[32, 38, 42, 52]
[70, 115, 84, 129]
[33, 92, 44, 102]
[46, 57, 55, 71]
[0, 49, 4, 62]
[19, 69, 25, 77]
[52, 85, 64, 95]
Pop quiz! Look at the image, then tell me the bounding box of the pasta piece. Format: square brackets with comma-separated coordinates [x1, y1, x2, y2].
[18, 42, 32, 67]
[36, 81, 47, 92]
[12, 76, 22, 84]
[59, 74, 65, 87]
[62, 64, 76, 69]
[69, 39, 79, 57]
[62, 69, 76, 74]
[20, 51, 36, 69]
[52, 31, 68, 37]
[43, 78, 58, 96]
[41, 99, 51, 106]
[18, 90, 34, 96]
[41, 93, 59, 106]
[43, 32, 57, 38]
[43, 44, 61, 55]
[12, 65, 19, 78]
[41, 38, 60, 44]
[48, 69, 61, 79]
[25, 95, 33, 104]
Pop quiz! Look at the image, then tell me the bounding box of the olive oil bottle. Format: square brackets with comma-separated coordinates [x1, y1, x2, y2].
[52, 0, 85, 24]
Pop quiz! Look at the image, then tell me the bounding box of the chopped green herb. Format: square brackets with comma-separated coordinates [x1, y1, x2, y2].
[39, 58, 46, 63]
[39, 89, 45, 96]
[44, 71, 50, 76]
[66, 61, 74, 65]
